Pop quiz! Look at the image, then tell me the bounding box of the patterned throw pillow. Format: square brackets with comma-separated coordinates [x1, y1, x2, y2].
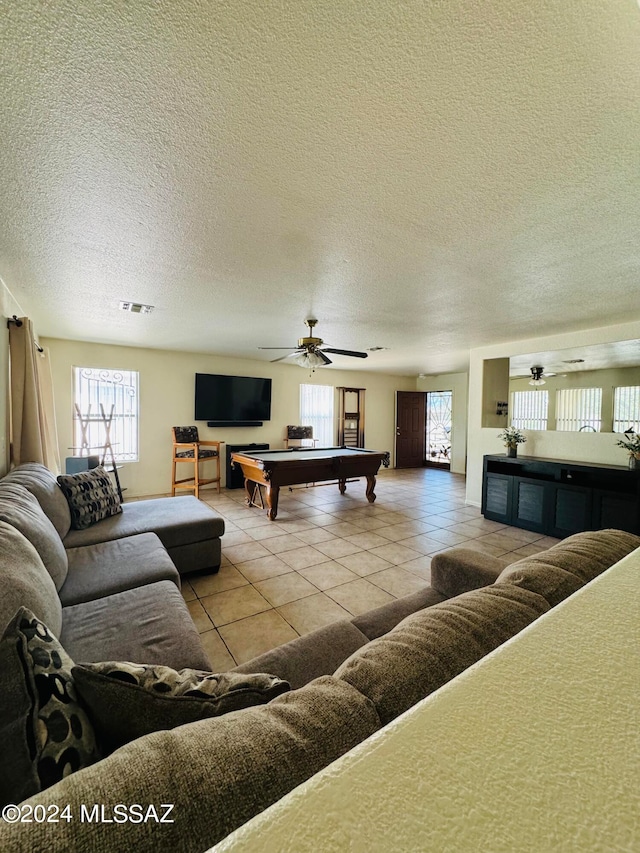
[0, 608, 100, 807]
[72, 660, 290, 751]
[57, 466, 122, 530]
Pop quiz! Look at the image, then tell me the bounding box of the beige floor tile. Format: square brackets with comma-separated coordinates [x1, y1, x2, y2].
[425, 528, 473, 546]
[200, 585, 272, 627]
[298, 561, 360, 591]
[234, 554, 293, 583]
[181, 579, 196, 602]
[399, 555, 433, 580]
[477, 531, 535, 551]
[314, 538, 364, 559]
[395, 534, 454, 555]
[323, 521, 367, 537]
[375, 521, 436, 541]
[277, 593, 352, 635]
[343, 531, 392, 550]
[335, 550, 394, 577]
[253, 572, 318, 607]
[189, 565, 249, 598]
[263, 534, 307, 554]
[368, 542, 423, 565]
[347, 515, 390, 531]
[223, 541, 272, 565]
[199, 629, 236, 670]
[187, 599, 215, 633]
[219, 529, 254, 547]
[367, 566, 428, 597]
[246, 523, 296, 541]
[273, 519, 316, 534]
[299, 512, 341, 527]
[325, 578, 395, 616]
[462, 540, 510, 557]
[219, 610, 299, 665]
[294, 527, 337, 545]
[279, 546, 333, 570]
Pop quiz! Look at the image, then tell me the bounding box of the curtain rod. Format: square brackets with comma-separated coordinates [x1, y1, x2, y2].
[7, 315, 44, 353]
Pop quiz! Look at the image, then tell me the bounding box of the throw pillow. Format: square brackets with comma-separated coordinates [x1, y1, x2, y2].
[56, 466, 122, 530]
[72, 660, 290, 751]
[0, 608, 100, 808]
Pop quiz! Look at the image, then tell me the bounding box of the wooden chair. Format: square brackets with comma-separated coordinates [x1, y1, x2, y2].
[171, 426, 223, 498]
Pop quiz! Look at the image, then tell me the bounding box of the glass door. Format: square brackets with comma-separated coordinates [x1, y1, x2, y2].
[425, 391, 452, 469]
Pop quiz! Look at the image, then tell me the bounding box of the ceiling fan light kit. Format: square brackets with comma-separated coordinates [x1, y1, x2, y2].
[529, 366, 546, 386]
[258, 319, 368, 368]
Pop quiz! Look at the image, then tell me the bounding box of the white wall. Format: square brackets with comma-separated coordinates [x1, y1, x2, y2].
[43, 338, 415, 497]
[416, 371, 468, 474]
[213, 546, 640, 853]
[466, 319, 640, 506]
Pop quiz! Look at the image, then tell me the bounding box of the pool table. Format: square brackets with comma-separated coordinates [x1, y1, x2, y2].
[231, 447, 391, 520]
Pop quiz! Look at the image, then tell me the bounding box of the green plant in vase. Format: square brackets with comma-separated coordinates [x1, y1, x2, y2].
[498, 426, 526, 458]
[615, 431, 640, 470]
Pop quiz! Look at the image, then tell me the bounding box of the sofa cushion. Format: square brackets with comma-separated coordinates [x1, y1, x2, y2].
[57, 467, 122, 530]
[0, 521, 62, 637]
[233, 620, 370, 689]
[73, 661, 289, 751]
[62, 495, 225, 550]
[0, 677, 380, 853]
[60, 581, 211, 670]
[0, 482, 69, 591]
[352, 585, 447, 640]
[430, 547, 506, 598]
[335, 584, 550, 725]
[496, 529, 640, 606]
[2, 462, 71, 539]
[0, 608, 99, 808]
[60, 533, 179, 606]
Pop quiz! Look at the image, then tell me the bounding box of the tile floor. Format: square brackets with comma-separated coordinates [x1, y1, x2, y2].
[179, 467, 560, 670]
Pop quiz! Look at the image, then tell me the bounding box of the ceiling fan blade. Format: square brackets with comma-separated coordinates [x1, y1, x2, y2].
[269, 353, 296, 363]
[321, 348, 368, 359]
[317, 350, 333, 365]
[258, 346, 299, 350]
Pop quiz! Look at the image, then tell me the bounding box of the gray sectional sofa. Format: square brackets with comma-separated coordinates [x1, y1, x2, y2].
[0, 463, 637, 853]
[0, 462, 225, 669]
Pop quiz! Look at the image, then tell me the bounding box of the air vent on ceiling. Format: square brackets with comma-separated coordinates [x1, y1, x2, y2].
[119, 301, 154, 314]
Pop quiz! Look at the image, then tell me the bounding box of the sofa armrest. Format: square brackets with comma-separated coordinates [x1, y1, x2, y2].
[430, 548, 506, 598]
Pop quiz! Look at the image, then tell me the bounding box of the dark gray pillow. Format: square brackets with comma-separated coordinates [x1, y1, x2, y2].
[0, 608, 100, 808]
[72, 660, 290, 751]
[56, 466, 122, 530]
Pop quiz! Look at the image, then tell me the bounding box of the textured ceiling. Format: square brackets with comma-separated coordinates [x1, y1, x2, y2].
[1, 0, 640, 375]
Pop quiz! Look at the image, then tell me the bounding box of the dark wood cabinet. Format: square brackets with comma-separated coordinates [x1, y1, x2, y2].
[482, 455, 640, 537]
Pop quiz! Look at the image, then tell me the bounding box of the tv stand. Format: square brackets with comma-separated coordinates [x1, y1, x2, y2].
[482, 454, 640, 537]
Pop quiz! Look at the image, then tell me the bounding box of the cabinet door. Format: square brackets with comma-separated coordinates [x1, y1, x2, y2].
[592, 490, 640, 535]
[483, 473, 512, 524]
[512, 477, 547, 533]
[549, 484, 592, 538]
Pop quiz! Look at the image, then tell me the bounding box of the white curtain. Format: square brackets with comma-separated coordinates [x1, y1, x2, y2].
[299, 383, 334, 447]
[8, 317, 61, 473]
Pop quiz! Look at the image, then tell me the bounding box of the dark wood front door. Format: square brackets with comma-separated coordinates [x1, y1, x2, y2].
[395, 391, 426, 467]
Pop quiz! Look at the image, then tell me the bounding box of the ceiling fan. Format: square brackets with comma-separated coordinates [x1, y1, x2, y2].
[258, 319, 368, 368]
[510, 366, 557, 385]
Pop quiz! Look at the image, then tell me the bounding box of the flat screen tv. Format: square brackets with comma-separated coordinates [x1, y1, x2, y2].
[194, 373, 272, 425]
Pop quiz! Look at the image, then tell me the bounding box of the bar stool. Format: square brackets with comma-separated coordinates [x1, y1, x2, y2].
[171, 426, 223, 498]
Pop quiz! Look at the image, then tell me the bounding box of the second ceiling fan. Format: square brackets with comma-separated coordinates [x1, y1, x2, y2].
[258, 319, 368, 367]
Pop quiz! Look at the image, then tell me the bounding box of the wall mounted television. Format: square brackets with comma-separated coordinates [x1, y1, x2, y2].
[194, 373, 272, 426]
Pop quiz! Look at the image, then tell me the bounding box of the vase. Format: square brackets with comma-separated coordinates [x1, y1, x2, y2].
[629, 456, 639, 471]
[506, 446, 517, 458]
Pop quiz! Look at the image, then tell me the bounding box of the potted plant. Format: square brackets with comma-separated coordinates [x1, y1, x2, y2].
[498, 426, 526, 458]
[616, 432, 640, 470]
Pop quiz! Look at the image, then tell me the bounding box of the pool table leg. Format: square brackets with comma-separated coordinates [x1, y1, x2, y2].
[366, 475, 377, 503]
[338, 478, 347, 494]
[266, 484, 280, 520]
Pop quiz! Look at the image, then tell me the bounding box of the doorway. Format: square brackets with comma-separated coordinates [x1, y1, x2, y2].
[425, 391, 452, 469]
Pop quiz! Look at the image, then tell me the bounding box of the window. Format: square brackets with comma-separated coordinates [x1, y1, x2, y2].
[510, 390, 549, 431]
[73, 367, 139, 462]
[555, 387, 602, 432]
[613, 386, 640, 434]
[300, 384, 334, 447]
